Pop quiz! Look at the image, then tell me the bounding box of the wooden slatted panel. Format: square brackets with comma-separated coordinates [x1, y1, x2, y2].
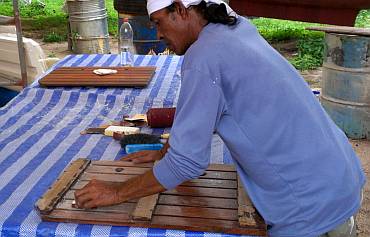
[39, 66, 156, 87]
[38, 159, 266, 236]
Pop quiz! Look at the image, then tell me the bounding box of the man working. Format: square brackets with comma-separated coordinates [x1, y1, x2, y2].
[75, 1, 366, 236]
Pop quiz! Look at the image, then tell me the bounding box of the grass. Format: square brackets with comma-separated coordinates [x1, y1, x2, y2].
[0, 1, 369, 70]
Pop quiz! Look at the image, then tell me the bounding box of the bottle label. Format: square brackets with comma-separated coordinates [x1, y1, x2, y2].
[120, 47, 134, 66]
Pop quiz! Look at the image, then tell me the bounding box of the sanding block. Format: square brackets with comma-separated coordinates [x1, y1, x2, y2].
[104, 126, 140, 136]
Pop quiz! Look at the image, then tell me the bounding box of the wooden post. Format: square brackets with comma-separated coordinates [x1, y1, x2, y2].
[12, 0, 28, 88]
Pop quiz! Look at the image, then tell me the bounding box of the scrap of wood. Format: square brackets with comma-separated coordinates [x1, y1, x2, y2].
[35, 158, 90, 214]
[237, 176, 257, 227]
[131, 194, 160, 221]
[131, 160, 159, 221]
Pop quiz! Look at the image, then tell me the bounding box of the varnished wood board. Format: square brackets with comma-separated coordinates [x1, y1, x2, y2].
[39, 66, 156, 87]
[36, 159, 266, 236]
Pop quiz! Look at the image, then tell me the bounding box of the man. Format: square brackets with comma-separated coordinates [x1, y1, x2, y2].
[75, 1, 366, 236]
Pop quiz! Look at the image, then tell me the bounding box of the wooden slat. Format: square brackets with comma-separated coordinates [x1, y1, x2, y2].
[207, 164, 235, 172]
[35, 159, 90, 214]
[71, 177, 237, 190]
[158, 195, 238, 209]
[86, 165, 151, 175]
[91, 160, 154, 168]
[181, 179, 237, 189]
[238, 176, 258, 227]
[80, 173, 136, 182]
[63, 189, 138, 203]
[131, 194, 159, 221]
[80, 170, 236, 183]
[306, 26, 370, 36]
[45, 209, 133, 224]
[154, 205, 238, 221]
[198, 170, 237, 180]
[39, 66, 156, 88]
[165, 186, 237, 199]
[150, 216, 265, 236]
[57, 199, 136, 214]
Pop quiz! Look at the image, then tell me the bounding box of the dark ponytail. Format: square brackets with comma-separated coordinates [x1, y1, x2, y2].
[166, 1, 237, 26]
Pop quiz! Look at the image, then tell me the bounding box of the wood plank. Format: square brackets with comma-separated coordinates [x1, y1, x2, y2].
[198, 170, 237, 180]
[238, 176, 258, 227]
[132, 194, 159, 221]
[165, 186, 237, 199]
[57, 199, 136, 214]
[44, 211, 265, 236]
[44, 209, 134, 224]
[154, 205, 238, 221]
[91, 160, 154, 168]
[150, 216, 266, 236]
[306, 26, 370, 36]
[39, 66, 156, 88]
[80, 170, 236, 184]
[207, 164, 235, 172]
[35, 159, 90, 214]
[181, 179, 237, 189]
[158, 195, 238, 209]
[63, 189, 138, 203]
[80, 173, 136, 182]
[70, 178, 237, 192]
[86, 165, 151, 175]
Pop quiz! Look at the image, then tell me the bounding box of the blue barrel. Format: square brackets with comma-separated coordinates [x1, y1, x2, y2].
[321, 33, 370, 139]
[118, 13, 167, 55]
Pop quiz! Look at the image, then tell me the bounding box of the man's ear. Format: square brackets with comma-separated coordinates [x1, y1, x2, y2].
[173, 1, 189, 20]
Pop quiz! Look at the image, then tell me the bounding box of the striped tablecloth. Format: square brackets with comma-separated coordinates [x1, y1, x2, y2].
[0, 54, 251, 237]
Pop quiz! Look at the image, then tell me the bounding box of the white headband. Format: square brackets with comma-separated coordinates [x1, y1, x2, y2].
[147, 0, 236, 17]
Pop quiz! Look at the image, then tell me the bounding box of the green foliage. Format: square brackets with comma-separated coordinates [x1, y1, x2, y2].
[251, 18, 317, 42]
[355, 9, 370, 27]
[252, 18, 325, 70]
[43, 31, 65, 42]
[289, 36, 324, 70]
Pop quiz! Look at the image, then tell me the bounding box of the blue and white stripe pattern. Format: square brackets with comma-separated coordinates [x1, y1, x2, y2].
[0, 54, 253, 237]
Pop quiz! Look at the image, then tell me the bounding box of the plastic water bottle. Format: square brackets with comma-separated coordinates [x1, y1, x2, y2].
[119, 18, 134, 66]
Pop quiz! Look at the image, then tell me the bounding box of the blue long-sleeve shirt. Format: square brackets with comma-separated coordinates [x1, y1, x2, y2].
[153, 17, 366, 237]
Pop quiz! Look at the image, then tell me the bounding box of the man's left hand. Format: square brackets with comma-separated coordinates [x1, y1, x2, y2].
[74, 179, 123, 209]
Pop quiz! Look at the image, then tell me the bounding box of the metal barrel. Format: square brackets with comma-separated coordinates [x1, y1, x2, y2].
[67, 0, 110, 54]
[321, 33, 370, 139]
[118, 13, 166, 55]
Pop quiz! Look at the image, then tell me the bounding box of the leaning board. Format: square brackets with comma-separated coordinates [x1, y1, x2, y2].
[38, 66, 156, 87]
[35, 159, 267, 236]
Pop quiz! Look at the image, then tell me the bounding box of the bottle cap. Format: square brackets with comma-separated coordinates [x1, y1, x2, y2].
[124, 18, 129, 22]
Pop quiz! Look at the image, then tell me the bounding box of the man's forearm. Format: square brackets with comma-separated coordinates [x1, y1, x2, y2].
[117, 169, 166, 203]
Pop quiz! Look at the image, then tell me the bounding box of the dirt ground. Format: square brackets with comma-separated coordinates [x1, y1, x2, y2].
[38, 39, 369, 236]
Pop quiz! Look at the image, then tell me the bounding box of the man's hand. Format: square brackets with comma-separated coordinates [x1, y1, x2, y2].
[120, 150, 162, 164]
[74, 169, 166, 210]
[74, 180, 123, 209]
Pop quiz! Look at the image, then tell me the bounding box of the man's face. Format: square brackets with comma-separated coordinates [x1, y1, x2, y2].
[150, 7, 193, 55]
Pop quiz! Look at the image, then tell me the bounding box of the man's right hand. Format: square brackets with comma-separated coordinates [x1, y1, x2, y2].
[120, 150, 163, 164]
